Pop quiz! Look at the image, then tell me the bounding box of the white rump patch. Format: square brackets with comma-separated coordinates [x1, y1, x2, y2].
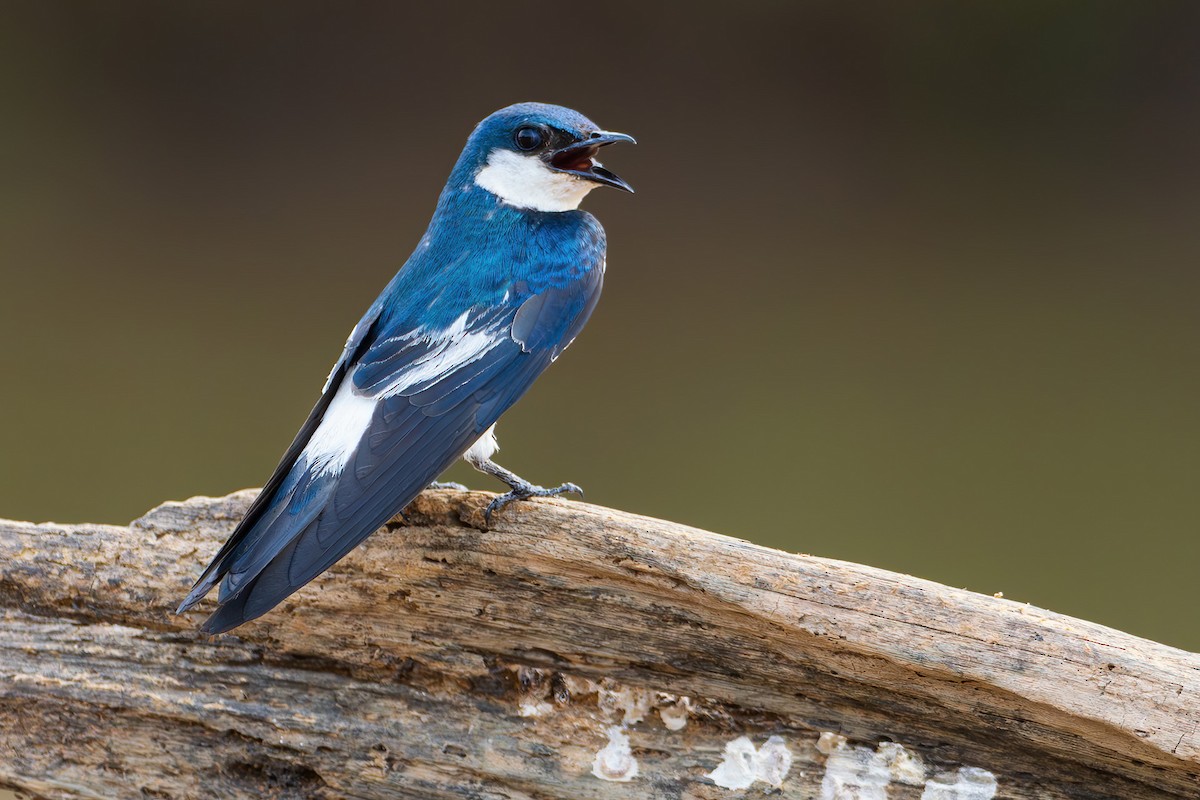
[475, 149, 596, 212]
[301, 379, 377, 477]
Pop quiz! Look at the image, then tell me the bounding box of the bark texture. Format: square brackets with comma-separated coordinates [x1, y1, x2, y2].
[0, 490, 1197, 799]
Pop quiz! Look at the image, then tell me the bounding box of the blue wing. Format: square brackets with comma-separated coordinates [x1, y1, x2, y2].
[180, 268, 602, 633]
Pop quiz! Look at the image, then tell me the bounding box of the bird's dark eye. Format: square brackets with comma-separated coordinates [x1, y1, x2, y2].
[514, 126, 545, 151]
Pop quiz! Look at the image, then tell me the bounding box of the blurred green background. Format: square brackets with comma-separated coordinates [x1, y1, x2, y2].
[1, 1, 1197, 651]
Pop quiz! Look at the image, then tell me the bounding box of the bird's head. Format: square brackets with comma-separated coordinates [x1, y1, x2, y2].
[463, 102, 635, 213]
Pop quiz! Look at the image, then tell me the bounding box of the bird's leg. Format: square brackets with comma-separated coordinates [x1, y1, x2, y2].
[468, 457, 583, 524]
[462, 424, 582, 523]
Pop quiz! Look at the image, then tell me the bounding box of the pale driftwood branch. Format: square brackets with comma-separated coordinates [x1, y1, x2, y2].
[1, 490, 1197, 799]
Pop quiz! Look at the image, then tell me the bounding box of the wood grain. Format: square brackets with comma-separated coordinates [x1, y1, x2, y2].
[1, 490, 1197, 799]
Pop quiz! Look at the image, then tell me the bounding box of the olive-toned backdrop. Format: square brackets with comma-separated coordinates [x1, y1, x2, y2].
[2, 2, 1197, 650]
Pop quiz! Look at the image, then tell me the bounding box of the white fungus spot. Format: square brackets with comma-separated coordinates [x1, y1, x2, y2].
[920, 767, 998, 800]
[816, 731, 848, 755]
[517, 698, 553, 717]
[756, 736, 795, 788]
[818, 732, 996, 800]
[708, 736, 758, 790]
[598, 684, 653, 726]
[658, 696, 691, 731]
[592, 726, 639, 782]
[819, 738, 891, 800]
[877, 741, 927, 786]
[707, 735, 794, 790]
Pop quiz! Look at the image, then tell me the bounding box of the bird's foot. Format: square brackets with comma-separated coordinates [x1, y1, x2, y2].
[428, 481, 469, 491]
[484, 481, 583, 525]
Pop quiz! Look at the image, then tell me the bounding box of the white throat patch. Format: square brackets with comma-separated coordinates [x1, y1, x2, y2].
[474, 149, 596, 212]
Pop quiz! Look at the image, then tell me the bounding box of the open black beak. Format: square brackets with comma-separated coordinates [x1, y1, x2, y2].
[547, 130, 636, 193]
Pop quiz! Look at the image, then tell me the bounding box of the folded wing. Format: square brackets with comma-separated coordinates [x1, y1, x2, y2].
[179, 270, 602, 633]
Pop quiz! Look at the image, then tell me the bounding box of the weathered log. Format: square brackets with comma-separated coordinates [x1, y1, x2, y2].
[0, 490, 1196, 799]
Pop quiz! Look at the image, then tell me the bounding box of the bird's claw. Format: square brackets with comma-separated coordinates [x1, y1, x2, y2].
[483, 482, 583, 525]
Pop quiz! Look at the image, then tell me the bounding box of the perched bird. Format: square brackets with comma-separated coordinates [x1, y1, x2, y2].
[178, 103, 634, 633]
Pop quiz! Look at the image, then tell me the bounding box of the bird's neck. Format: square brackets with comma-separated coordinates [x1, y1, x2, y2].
[426, 179, 603, 261]
[385, 180, 605, 325]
